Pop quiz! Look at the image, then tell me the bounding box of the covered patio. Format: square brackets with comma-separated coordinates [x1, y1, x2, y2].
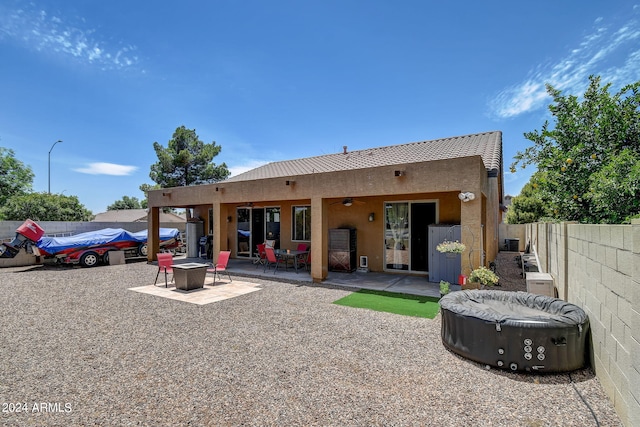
[169, 249, 528, 299]
[222, 256, 442, 296]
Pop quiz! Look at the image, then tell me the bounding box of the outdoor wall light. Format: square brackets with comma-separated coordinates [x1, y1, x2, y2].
[162, 190, 172, 196]
[227, 216, 233, 223]
[368, 213, 375, 222]
[458, 192, 476, 202]
[394, 170, 405, 177]
[285, 180, 295, 186]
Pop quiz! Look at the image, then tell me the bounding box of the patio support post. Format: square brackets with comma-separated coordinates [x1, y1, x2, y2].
[211, 202, 224, 257]
[310, 197, 329, 282]
[148, 207, 160, 262]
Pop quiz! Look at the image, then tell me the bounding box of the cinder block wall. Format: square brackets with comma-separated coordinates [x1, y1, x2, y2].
[498, 223, 526, 251]
[525, 220, 639, 427]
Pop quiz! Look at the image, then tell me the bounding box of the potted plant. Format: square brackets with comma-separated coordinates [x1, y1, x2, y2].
[439, 280, 450, 298]
[436, 240, 466, 254]
[464, 266, 499, 290]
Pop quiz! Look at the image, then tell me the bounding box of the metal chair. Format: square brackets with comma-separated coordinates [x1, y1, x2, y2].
[207, 250, 232, 284]
[154, 253, 174, 287]
[263, 247, 289, 274]
[255, 243, 267, 267]
[298, 249, 311, 272]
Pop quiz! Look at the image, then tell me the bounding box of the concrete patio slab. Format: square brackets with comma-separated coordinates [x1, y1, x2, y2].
[174, 255, 443, 297]
[129, 279, 262, 305]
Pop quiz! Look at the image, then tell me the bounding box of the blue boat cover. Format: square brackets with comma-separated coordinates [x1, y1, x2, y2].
[37, 228, 180, 255]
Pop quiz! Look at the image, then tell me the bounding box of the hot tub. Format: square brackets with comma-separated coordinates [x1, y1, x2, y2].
[439, 290, 589, 372]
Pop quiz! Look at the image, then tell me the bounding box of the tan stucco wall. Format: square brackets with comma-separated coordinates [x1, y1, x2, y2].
[149, 157, 488, 207]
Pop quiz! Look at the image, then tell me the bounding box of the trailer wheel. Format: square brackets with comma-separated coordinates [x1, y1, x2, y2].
[80, 251, 100, 267]
[138, 243, 148, 257]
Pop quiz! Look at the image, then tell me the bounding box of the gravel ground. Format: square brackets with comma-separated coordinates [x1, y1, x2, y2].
[0, 255, 622, 426]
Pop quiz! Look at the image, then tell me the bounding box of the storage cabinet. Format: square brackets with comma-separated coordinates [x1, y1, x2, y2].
[428, 225, 461, 284]
[329, 228, 357, 272]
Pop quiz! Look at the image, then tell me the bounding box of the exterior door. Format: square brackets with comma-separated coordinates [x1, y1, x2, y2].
[237, 208, 251, 257]
[385, 202, 409, 271]
[385, 201, 437, 273]
[252, 208, 264, 254]
[236, 207, 280, 258]
[411, 203, 436, 272]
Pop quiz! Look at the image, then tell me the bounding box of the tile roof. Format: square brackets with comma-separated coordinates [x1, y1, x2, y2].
[225, 131, 502, 182]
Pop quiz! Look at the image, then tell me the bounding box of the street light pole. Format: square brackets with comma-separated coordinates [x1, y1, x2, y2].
[48, 140, 63, 194]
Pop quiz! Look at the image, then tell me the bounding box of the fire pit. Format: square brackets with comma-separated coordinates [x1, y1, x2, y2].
[172, 262, 208, 291]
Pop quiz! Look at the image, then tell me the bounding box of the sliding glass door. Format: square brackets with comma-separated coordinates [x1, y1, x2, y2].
[236, 207, 280, 258]
[385, 202, 409, 271]
[384, 201, 436, 272]
[237, 208, 251, 257]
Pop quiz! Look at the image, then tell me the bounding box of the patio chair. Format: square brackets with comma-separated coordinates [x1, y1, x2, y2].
[298, 249, 311, 272]
[154, 252, 174, 287]
[207, 250, 232, 285]
[295, 243, 309, 270]
[255, 243, 267, 268]
[263, 247, 289, 274]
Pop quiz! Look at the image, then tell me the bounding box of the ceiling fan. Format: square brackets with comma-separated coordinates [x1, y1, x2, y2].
[237, 202, 265, 208]
[331, 198, 365, 206]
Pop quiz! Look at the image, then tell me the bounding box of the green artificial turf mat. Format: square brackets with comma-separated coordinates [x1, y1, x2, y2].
[333, 289, 440, 319]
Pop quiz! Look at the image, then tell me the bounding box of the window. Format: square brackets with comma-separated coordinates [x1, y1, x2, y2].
[292, 206, 311, 241]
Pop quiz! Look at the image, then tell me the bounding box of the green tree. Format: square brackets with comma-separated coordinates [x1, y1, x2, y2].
[585, 149, 640, 223]
[149, 126, 230, 188]
[0, 193, 93, 221]
[0, 147, 34, 206]
[505, 179, 549, 224]
[512, 75, 640, 223]
[107, 195, 144, 210]
[139, 183, 161, 209]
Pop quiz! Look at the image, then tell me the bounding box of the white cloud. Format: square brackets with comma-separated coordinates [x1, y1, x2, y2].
[490, 10, 640, 119]
[228, 160, 268, 177]
[74, 162, 138, 175]
[0, 1, 139, 70]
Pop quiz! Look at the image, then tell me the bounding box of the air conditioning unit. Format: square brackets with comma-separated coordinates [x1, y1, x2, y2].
[526, 272, 555, 297]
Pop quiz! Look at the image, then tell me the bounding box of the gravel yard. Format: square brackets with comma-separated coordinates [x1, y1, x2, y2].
[0, 257, 622, 426]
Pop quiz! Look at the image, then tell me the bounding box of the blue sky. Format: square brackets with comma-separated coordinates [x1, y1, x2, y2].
[1, 1, 639, 214]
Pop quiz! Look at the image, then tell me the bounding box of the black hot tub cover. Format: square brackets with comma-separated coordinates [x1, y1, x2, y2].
[439, 290, 588, 328]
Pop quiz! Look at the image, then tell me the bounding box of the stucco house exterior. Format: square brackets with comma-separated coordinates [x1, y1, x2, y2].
[146, 130, 504, 283]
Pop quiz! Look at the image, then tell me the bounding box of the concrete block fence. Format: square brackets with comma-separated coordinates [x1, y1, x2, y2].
[523, 220, 640, 427]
